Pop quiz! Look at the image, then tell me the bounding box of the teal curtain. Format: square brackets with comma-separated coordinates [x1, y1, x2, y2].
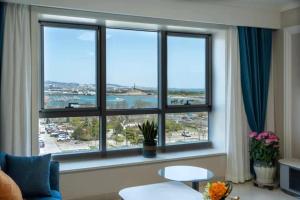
[238, 27, 272, 133]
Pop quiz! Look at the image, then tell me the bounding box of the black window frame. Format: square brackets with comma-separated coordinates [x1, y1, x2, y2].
[39, 21, 212, 159]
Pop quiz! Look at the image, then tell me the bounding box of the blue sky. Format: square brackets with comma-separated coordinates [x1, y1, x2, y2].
[44, 27, 206, 89]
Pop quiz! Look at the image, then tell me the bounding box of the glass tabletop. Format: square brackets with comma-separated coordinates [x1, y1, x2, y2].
[158, 165, 214, 182]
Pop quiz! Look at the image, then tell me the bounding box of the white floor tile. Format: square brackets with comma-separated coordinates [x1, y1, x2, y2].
[230, 182, 298, 200]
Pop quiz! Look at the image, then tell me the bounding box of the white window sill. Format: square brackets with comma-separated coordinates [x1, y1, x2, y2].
[59, 148, 226, 174]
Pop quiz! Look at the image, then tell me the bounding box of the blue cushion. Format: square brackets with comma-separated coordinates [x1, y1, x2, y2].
[50, 161, 60, 191]
[6, 154, 52, 198]
[26, 190, 61, 200]
[0, 152, 6, 171]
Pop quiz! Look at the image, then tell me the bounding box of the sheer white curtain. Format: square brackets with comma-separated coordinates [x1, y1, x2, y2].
[0, 4, 31, 155]
[225, 27, 252, 183]
[265, 38, 275, 132]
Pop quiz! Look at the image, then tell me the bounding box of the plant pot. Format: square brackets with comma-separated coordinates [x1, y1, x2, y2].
[254, 164, 276, 184]
[143, 141, 157, 158]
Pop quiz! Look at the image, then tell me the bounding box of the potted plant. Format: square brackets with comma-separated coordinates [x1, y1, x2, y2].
[138, 120, 158, 158]
[249, 131, 280, 184]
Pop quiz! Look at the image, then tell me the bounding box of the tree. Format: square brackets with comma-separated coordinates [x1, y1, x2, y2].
[114, 122, 124, 135]
[125, 128, 142, 145]
[165, 120, 182, 132]
[71, 117, 99, 141]
[91, 118, 99, 139]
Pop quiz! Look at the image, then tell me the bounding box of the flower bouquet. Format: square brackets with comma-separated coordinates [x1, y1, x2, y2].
[203, 181, 233, 200]
[249, 131, 280, 184]
[249, 131, 280, 167]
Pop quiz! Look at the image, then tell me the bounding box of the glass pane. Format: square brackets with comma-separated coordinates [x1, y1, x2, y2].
[39, 117, 99, 155]
[44, 27, 97, 109]
[106, 29, 158, 109]
[107, 114, 157, 150]
[165, 112, 208, 145]
[167, 35, 206, 105]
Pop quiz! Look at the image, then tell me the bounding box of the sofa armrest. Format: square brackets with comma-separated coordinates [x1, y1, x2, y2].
[50, 161, 60, 191]
[0, 152, 6, 171]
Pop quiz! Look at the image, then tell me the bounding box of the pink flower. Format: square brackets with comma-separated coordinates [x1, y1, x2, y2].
[260, 131, 270, 138]
[268, 134, 279, 140]
[256, 134, 264, 140]
[248, 131, 258, 138]
[265, 138, 278, 144]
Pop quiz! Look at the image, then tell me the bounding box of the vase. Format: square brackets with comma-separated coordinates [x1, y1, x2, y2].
[254, 164, 276, 184]
[143, 141, 157, 158]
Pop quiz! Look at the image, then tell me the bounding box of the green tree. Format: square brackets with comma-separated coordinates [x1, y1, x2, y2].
[125, 128, 142, 145]
[113, 122, 124, 135]
[165, 120, 182, 132]
[91, 118, 99, 139]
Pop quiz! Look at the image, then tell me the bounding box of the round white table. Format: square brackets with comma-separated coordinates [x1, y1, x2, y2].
[158, 165, 214, 190]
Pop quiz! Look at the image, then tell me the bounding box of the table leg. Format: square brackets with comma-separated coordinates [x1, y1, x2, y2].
[192, 181, 199, 191]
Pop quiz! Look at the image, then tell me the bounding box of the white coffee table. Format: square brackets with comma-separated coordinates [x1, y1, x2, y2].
[119, 181, 203, 200]
[158, 165, 214, 190]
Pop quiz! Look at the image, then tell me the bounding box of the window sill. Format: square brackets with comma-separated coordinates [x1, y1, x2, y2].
[59, 148, 226, 174]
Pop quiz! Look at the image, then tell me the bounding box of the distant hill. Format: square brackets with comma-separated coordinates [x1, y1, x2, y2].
[45, 81, 203, 91]
[45, 81, 94, 89]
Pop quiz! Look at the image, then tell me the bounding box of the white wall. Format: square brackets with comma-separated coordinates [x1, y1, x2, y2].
[5, 0, 281, 28]
[291, 33, 300, 158]
[276, 8, 300, 158]
[60, 155, 226, 200]
[281, 7, 300, 28]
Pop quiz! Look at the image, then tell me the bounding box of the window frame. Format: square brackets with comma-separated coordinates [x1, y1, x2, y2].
[165, 32, 212, 110]
[38, 21, 212, 159]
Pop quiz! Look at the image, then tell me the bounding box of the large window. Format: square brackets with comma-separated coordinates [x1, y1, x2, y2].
[39, 22, 212, 156]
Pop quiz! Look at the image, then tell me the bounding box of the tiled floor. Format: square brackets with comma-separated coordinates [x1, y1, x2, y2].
[229, 182, 298, 200]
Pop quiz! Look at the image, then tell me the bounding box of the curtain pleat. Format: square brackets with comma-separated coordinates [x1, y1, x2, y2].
[238, 26, 272, 175]
[0, 4, 31, 155]
[225, 27, 251, 183]
[238, 27, 272, 133]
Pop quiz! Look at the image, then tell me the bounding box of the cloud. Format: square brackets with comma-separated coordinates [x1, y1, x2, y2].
[78, 31, 95, 41]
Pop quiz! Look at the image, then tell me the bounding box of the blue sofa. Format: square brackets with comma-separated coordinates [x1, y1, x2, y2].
[0, 152, 62, 200]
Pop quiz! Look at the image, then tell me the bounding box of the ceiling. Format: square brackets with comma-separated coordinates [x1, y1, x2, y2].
[5, 0, 300, 12]
[182, 0, 300, 11]
[4, 0, 299, 28]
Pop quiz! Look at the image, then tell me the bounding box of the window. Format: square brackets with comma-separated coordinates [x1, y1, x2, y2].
[43, 26, 97, 109]
[39, 21, 212, 157]
[39, 117, 99, 154]
[165, 112, 208, 144]
[167, 35, 206, 106]
[107, 114, 158, 150]
[106, 29, 158, 109]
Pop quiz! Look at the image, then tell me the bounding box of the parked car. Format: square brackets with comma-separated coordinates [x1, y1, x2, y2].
[50, 131, 60, 137]
[39, 140, 45, 148]
[57, 133, 71, 142]
[181, 131, 192, 137]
